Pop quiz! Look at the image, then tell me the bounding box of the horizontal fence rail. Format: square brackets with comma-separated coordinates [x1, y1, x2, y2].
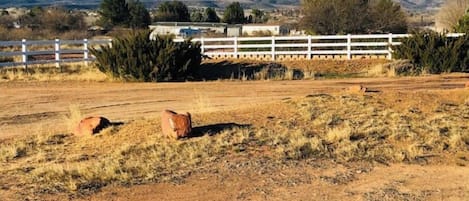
[0, 39, 112, 68]
[174, 33, 465, 61]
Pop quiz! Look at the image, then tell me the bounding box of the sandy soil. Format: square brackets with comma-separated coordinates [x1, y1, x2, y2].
[1, 74, 468, 139]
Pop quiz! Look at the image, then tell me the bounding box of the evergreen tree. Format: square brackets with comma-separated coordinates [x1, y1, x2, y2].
[128, 0, 151, 29]
[98, 0, 130, 27]
[223, 2, 246, 24]
[191, 10, 204, 22]
[204, 7, 220, 23]
[154, 1, 191, 22]
[250, 8, 268, 23]
[369, 0, 407, 33]
[89, 30, 202, 82]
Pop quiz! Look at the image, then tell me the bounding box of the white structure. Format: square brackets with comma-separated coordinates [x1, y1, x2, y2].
[149, 22, 227, 38]
[227, 25, 242, 37]
[241, 24, 288, 36]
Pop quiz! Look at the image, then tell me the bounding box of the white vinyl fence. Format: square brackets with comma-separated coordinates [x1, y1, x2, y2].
[175, 33, 465, 61]
[0, 33, 464, 68]
[0, 39, 111, 68]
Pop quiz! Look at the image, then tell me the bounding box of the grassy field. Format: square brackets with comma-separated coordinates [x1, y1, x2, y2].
[0, 61, 469, 200]
[1, 87, 469, 200]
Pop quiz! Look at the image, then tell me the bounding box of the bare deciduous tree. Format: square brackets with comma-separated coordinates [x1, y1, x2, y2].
[435, 0, 469, 32]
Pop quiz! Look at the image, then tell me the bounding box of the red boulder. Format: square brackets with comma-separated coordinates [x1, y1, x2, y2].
[73, 116, 111, 135]
[161, 110, 192, 139]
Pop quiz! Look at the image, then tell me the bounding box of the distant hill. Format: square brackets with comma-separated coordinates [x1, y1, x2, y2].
[0, 0, 445, 11]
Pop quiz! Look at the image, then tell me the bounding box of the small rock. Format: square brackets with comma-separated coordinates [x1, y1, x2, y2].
[73, 116, 111, 135]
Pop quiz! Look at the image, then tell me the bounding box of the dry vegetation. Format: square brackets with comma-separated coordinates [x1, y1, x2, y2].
[199, 59, 392, 81]
[0, 64, 108, 82]
[0, 59, 393, 83]
[1, 88, 469, 200]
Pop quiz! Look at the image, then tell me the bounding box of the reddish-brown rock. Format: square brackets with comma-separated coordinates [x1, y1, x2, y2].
[465, 81, 469, 88]
[73, 116, 111, 135]
[161, 110, 192, 139]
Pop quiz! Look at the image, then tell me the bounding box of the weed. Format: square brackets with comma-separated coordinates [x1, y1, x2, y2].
[64, 104, 83, 133]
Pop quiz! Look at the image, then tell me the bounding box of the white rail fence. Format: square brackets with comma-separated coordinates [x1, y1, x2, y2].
[0, 33, 464, 68]
[0, 39, 111, 68]
[176, 33, 465, 61]
[172, 34, 408, 61]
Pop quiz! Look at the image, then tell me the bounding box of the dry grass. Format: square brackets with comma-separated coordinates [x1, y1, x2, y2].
[191, 90, 214, 113]
[0, 63, 108, 82]
[366, 63, 397, 77]
[280, 59, 389, 75]
[201, 59, 389, 81]
[1, 89, 469, 199]
[64, 104, 83, 132]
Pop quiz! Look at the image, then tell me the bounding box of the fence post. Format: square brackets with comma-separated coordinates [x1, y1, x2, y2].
[83, 38, 89, 66]
[54, 39, 60, 68]
[387, 33, 393, 60]
[233, 36, 238, 59]
[307, 35, 312, 60]
[347, 34, 352, 60]
[271, 36, 275, 61]
[21, 39, 27, 69]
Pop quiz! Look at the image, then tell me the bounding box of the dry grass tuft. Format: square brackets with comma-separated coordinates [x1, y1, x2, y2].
[192, 90, 214, 113]
[64, 104, 83, 133]
[366, 63, 397, 77]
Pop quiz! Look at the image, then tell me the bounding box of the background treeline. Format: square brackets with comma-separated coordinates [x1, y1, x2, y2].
[0, 7, 89, 40]
[0, 0, 413, 40]
[301, 0, 408, 34]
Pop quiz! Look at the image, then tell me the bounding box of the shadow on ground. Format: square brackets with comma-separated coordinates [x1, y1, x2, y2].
[93, 121, 124, 135]
[190, 123, 251, 138]
[197, 60, 303, 80]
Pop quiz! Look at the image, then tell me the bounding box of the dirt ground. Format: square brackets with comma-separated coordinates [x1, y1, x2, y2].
[77, 162, 469, 201]
[1, 74, 469, 201]
[1, 73, 468, 139]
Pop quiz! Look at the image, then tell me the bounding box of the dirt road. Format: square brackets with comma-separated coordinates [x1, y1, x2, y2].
[1, 74, 468, 139]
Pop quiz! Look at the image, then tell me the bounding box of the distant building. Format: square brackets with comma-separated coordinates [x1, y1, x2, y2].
[179, 28, 201, 38]
[149, 22, 228, 38]
[241, 24, 289, 36]
[227, 25, 242, 37]
[149, 22, 292, 38]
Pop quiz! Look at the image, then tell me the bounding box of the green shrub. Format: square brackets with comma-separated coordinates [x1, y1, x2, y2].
[89, 31, 201, 82]
[393, 31, 469, 74]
